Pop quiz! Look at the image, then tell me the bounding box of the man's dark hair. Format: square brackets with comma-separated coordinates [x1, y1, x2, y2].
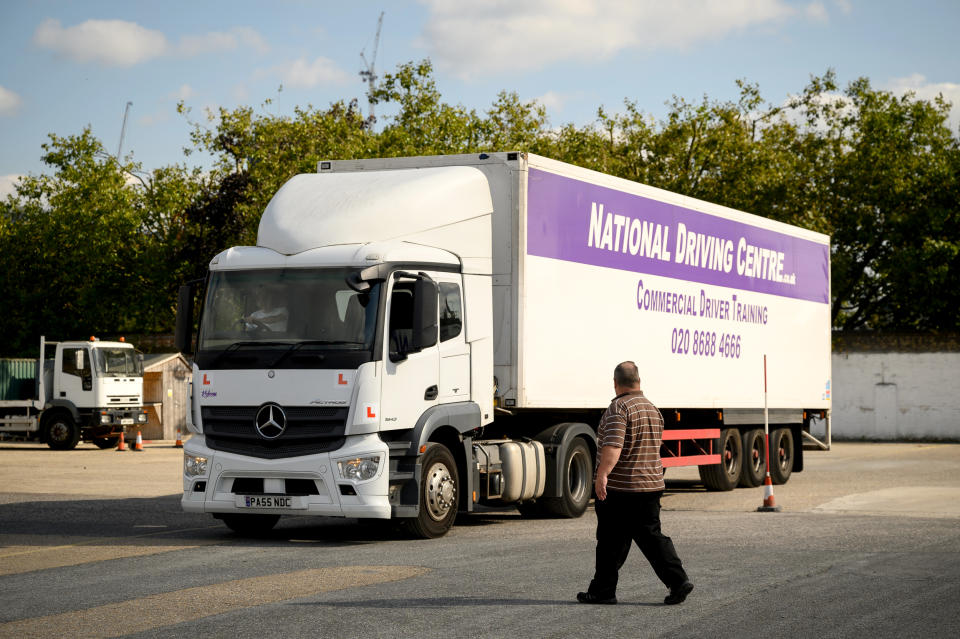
[614, 361, 641, 388]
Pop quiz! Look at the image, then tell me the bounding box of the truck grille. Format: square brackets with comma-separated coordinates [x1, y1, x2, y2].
[201, 406, 348, 459]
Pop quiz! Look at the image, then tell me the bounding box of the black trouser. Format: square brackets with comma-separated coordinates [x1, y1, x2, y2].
[588, 489, 688, 598]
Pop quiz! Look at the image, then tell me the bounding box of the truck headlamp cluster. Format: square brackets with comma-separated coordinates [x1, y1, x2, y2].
[184, 454, 208, 477]
[336, 455, 381, 482]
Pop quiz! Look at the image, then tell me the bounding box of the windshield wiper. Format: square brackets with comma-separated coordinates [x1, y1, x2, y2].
[208, 341, 289, 368]
[268, 340, 364, 367]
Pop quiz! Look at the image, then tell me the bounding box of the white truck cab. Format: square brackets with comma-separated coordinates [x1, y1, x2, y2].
[0, 337, 148, 449]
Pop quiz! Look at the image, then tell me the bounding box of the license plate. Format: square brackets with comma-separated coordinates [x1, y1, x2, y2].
[235, 495, 307, 510]
[120, 418, 134, 425]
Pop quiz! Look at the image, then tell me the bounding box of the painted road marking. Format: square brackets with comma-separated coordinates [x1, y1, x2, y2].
[0, 526, 222, 576]
[0, 565, 430, 638]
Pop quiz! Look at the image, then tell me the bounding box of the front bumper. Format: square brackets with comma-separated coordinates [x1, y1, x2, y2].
[181, 433, 391, 519]
[97, 408, 148, 428]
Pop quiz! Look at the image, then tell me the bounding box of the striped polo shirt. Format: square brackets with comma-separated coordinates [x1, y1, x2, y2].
[596, 390, 665, 492]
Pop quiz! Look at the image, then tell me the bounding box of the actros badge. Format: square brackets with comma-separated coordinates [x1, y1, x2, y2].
[255, 403, 287, 439]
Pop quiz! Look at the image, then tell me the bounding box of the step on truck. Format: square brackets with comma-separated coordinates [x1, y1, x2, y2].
[0, 336, 148, 449]
[176, 152, 831, 538]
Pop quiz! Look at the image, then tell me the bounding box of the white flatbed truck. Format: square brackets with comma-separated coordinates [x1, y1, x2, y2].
[176, 152, 831, 537]
[0, 337, 147, 449]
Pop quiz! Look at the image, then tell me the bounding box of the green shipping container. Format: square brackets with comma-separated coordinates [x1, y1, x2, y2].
[0, 358, 38, 401]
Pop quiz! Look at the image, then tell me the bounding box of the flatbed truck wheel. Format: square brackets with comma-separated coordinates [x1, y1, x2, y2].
[43, 412, 80, 451]
[404, 443, 458, 539]
[739, 428, 767, 488]
[769, 427, 794, 485]
[698, 428, 741, 491]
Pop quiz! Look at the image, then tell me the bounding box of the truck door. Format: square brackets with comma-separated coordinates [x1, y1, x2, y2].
[436, 277, 470, 404]
[379, 273, 440, 431]
[57, 346, 93, 407]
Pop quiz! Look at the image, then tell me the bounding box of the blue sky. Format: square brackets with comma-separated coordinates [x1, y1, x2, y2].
[1, 1, 958, 196]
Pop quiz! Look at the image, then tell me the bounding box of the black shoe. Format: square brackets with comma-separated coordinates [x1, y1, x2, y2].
[664, 582, 694, 605]
[577, 591, 617, 605]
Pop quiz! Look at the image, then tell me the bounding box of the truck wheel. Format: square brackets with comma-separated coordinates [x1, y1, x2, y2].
[541, 437, 592, 518]
[218, 514, 280, 536]
[93, 437, 120, 449]
[698, 428, 741, 491]
[769, 428, 794, 485]
[403, 443, 458, 539]
[43, 412, 80, 450]
[739, 428, 767, 488]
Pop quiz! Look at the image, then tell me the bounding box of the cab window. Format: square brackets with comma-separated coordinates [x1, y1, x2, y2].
[439, 283, 462, 342]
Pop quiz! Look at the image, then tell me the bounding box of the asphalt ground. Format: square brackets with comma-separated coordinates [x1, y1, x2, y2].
[0, 440, 958, 638]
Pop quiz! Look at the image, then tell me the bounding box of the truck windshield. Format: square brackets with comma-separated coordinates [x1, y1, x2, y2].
[196, 267, 381, 369]
[94, 348, 143, 376]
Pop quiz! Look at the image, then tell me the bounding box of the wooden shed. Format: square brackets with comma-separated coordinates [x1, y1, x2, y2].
[142, 353, 191, 440]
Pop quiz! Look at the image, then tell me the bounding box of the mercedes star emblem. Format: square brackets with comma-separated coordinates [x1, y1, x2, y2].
[255, 403, 287, 440]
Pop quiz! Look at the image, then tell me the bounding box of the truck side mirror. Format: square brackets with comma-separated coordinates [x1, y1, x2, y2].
[412, 278, 438, 351]
[175, 283, 196, 355]
[75, 349, 85, 372]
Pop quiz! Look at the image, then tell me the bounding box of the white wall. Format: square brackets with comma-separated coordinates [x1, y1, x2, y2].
[831, 352, 960, 441]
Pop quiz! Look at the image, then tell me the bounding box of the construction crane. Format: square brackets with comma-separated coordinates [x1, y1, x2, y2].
[359, 11, 384, 123]
[116, 101, 133, 159]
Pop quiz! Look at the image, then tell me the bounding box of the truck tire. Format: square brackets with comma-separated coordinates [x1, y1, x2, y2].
[698, 428, 741, 491]
[403, 443, 458, 539]
[218, 514, 280, 536]
[541, 437, 592, 518]
[43, 412, 81, 450]
[769, 427, 794, 485]
[93, 437, 120, 449]
[739, 428, 767, 488]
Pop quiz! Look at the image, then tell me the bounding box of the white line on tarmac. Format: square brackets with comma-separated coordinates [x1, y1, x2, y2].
[0, 565, 430, 639]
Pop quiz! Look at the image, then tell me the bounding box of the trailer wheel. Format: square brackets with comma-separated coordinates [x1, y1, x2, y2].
[698, 428, 741, 491]
[769, 428, 794, 485]
[403, 443, 458, 539]
[93, 437, 120, 449]
[218, 514, 280, 536]
[739, 428, 767, 488]
[43, 412, 80, 450]
[541, 437, 592, 518]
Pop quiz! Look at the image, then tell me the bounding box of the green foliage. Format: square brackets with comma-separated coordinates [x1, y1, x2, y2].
[1, 61, 957, 352]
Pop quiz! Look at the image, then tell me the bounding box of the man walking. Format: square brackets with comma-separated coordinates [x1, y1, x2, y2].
[577, 361, 694, 605]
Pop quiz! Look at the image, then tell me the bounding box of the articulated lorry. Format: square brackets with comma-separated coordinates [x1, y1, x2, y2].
[176, 152, 831, 537]
[0, 337, 147, 449]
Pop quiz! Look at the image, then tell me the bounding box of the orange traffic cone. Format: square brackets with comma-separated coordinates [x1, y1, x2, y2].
[174, 429, 183, 448]
[757, 475, 781, 512]
[116, 432, 127, 451]
[132, 431, 144, 452]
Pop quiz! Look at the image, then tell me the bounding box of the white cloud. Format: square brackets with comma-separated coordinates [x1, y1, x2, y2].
[32, 19, 268, 68]
[805, 2, 829, 22]
[0, 174, 24, 199]
[33, 18, 168, 67]
[418, 0, 803, 77]
[169, 84, 196, 101]
[535, 91, 569, 112]
[265, 57, 351, 89]
[887, 74, 960, 132]
[176, 27, 269, 57]
[0, 85, 22, 116]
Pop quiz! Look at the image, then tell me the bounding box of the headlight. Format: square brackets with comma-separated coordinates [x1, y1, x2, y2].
[137, 412, 148, 423]
[337, 455, 381, 481]
[184, 454, 208, 477]
[100, 413, 111, 424]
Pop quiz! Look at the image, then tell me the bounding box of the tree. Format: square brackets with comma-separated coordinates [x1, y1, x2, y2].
[0, 129, 150, 352]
